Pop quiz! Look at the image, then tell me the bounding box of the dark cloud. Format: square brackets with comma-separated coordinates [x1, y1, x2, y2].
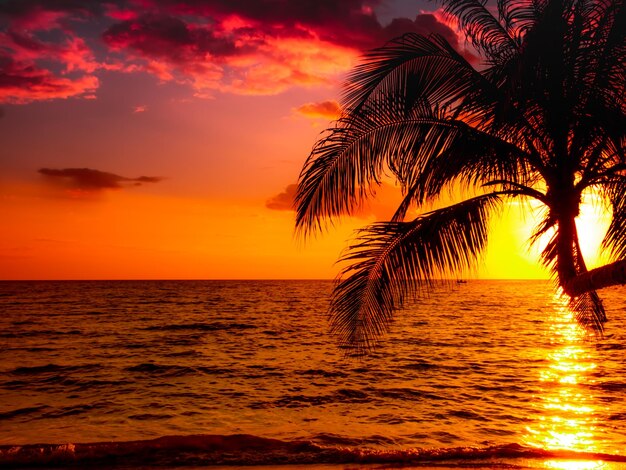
[133, 175, 162, 183]
[107, 1, 456, 53]
[266, 184, 297, 211]
[384, 13, 459, 47]
[103, 13, 245, 62]
[156, 1, 379, 26]
[165, 0, 385, 49]
[0, 0, 98, 17]
[38, 168, 164, 191]
[153, 1, 467, 51]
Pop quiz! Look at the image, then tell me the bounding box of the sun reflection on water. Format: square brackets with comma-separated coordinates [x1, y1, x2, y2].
[543, 460, 609, 470]
[524, 294, 600, 459]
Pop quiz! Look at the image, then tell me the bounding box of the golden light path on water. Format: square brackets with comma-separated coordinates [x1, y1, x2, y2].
[524, 294, 607, 470]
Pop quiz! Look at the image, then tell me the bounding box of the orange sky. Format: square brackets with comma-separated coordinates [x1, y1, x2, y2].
[0, 0, 610, 280]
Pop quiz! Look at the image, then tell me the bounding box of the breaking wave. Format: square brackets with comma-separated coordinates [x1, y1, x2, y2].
[1, 434, 625, 468]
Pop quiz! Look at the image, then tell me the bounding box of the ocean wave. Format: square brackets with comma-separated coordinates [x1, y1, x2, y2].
[142, 322, 256, 332]
[125, 362, 235, 378]
[0, 406, 50, 421]
[311, 432, 399, 447]
[2, 376, 133, 393]
[0, 329, 83, 338]
[0, 402, 118, 422]
[1, 434, 625, 468]
[40, 403, 107, 419]
[252, 388, 372, 409]
[9, 364, 103, 375]
[297, 368, 348, 378]
[370, 386, 443, 401]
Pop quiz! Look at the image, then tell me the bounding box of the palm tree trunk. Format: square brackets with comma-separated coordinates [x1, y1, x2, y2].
[563, 260, 626, 297]
[556, 214, 578, 285]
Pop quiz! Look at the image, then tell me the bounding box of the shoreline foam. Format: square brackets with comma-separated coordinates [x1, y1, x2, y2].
[2, 434, 626, 468]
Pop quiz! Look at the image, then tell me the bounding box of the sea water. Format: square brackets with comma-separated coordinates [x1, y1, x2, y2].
[1, 280, 626, 468]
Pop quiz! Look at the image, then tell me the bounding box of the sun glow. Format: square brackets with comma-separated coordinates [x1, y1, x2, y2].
[523, 190, 611, 271]
[575, 191, 612, 269]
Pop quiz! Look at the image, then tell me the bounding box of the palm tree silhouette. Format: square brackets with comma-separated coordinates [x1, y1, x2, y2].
[295, 0, 626, 354]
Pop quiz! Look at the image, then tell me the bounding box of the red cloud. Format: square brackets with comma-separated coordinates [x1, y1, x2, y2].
[0, 0, 472, 102]
[98, 2, 471, 96]
[0, 3, 102, 103]
[102, 12, 357, 96]
[0, 55, 98, 104]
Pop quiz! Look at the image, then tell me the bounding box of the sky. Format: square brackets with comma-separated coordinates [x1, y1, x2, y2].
[0, 0, 609, 280]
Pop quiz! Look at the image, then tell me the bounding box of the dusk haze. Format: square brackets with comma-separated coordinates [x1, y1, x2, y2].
[2, 1, 626, 469]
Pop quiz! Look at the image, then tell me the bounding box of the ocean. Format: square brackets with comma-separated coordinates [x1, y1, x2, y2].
[1, 280, 626, 468]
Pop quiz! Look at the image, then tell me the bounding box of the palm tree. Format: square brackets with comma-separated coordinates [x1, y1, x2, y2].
[295, 0, 626, 354]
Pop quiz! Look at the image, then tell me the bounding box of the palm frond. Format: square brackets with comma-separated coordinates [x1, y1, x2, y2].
[497, 0, 544, 40]
[584, 1, 626, 121]
[330, 193, 502, 354]
[539, 230, 559, 273]
[295, 108, 466, 235]
[390, 123, 535, 221]
[568, 291, 606, 333]
[342, 29, 551, 166]
[342, 33, 487, 116]
[296, 87, 495, 235]
[440, 0, 518, 64]
[569, 231, 606, 332]
[568, 2, 626, 154]
[589, 0, 626, 72]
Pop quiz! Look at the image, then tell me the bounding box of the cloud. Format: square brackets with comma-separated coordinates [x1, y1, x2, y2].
[384, 13, 458, 47]
[103, 13, 245, 60]
[99, 4, 472, 96]
[102, 11, 356, 96]
[295, 100, 341, 120]
[0, 0, 473, 102]
[38, 168, 164, 191]
[266, 183, 297, 211]
[0, 4, 102, 103]
[0, 1, 103, 27]
[133, 104, 147, 113]
[0, 54, 98, 104]
[266, 181, 404, 221]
